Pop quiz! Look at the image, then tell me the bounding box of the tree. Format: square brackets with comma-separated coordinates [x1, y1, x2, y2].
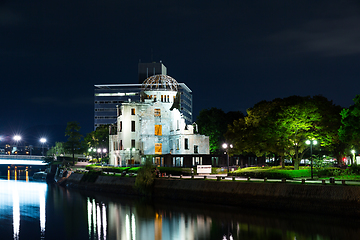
[47, 142, 66, 158]
[226, 95, 342, 169]
[196, 108, 244, 153]
[339, 95, 360, 163]
[83, 124, 110, 160]
[64, 121, 83, 165]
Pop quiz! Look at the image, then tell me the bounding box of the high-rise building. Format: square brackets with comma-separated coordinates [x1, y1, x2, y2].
[138, 62, 167, 83]
[94, 62, 192, 129]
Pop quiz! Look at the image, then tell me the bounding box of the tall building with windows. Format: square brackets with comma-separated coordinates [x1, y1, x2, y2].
[109, 74, 209, 166]
[94, 62, 192, 129]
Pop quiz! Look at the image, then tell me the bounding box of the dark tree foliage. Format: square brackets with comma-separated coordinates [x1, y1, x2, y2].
[64, 121, 83, 165]
[196, 108, 244, 153]
[83, 124, 110, 150]
[225, 95, 343, 169]
[339, 95, 360, 162]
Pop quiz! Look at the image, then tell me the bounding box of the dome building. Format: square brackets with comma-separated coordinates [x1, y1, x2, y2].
[109, 74, 209, 167]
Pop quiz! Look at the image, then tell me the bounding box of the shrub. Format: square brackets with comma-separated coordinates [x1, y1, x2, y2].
[135, 160, 155, 195]
[81, 170, 102, 183]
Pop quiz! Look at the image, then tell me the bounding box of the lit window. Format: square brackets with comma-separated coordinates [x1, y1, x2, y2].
[155, 125, 162, 136]
[154, 109, 161, 117]
[131, 108, 135, 115]
[131, 121, 135, 132]
[155, 143, 162, 154]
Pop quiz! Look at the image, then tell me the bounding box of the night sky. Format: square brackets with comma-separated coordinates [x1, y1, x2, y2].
[1, 0, 360, 145]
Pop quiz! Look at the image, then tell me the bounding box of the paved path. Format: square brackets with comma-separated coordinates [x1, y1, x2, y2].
[165, 174, 360, 185]
[71, 162, 360, 186]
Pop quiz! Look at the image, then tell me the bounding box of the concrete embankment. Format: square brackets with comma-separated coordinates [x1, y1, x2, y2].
[66, 173, 360, 217]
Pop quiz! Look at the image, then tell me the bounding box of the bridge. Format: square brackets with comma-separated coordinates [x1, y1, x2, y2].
[0, 155, 48, 166]
[0, 155, 48, 180]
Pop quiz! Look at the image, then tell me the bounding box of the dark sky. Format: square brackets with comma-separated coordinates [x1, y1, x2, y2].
[1, 0, 360, 145]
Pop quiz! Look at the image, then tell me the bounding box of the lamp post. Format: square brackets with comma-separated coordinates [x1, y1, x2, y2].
[306, 140, 317, 179]
[40, 138, 46, 156]
[222, 143, 233, 173]
[13, 135, 21, 154]
[97, 148, 101, 163]
[102, 148, 107, 166]
[351, 150, 356, 165]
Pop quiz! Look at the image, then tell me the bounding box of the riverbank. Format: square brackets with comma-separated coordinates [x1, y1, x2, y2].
[65, 173, 360, 217]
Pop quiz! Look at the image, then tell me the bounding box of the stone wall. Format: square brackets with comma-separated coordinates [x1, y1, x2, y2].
[66, 174, 360, 217]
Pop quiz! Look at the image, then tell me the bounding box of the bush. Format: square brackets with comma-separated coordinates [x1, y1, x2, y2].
[135, 160, 155, 195]
[81, 170, 102, 183]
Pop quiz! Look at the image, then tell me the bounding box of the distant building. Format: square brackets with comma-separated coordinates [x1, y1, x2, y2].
[138, 62, 167, 83]
[109, 74, 209, 166]
[94, 62, 192, 129]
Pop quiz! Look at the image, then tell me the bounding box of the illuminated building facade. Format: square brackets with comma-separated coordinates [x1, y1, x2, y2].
[94, 62, 193, 129]
[109, 74, 209, 166]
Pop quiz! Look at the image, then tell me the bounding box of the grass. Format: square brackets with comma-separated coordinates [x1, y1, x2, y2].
[231, 166, 311, 179]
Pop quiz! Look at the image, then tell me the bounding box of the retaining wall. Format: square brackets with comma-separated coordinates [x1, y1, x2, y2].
[66, 174, 360, 217]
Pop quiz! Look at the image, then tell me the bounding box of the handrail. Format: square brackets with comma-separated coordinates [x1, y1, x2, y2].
[0, 155, 44, 160]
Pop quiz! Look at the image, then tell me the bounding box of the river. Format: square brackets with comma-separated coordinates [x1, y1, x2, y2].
[0, 179, 359, 240]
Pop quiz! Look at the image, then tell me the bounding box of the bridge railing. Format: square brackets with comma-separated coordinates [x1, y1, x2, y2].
[0, 155, 44, 161]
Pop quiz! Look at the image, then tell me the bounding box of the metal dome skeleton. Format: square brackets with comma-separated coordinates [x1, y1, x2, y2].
[142, 74, 179, 92]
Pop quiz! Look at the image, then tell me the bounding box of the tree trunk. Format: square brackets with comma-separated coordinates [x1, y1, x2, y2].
[294, 158, 299, 170]
[280, 156, 285, 169]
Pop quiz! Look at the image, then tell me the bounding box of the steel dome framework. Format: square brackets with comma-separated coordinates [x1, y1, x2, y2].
[142, 74, 179, 92]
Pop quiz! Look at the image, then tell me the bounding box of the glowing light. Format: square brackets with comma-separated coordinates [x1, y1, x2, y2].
[40, 138, 46, 143]
[97, 203, 101, 240]
[102, 203, 107, 239]
[13, 184, 20, 240]
[87, 198, 92, 237]
[13, 135, 21, 141]
[132, 213, 136, 240]
[92, 199, 96, 235]
[40, 184, 46, 238]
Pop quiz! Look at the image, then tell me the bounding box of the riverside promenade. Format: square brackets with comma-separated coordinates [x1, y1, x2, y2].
[65, 171, 360, 218]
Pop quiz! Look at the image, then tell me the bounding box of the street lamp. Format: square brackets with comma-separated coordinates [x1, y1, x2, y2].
[40, 138, 46, 156]
[97, 148, 101, 162]
[222, 143, 233, 173]
[351, 150, 356, 165]
[306, 140, 317, 179]
[13, 135, 21, 142]
[13, 135, 21, 154]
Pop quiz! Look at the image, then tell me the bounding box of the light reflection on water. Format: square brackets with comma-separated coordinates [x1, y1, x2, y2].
[0, 179, 47, 240]
[1, 179, 360, 240]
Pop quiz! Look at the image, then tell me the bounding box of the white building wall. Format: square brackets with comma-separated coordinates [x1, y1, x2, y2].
[109, 89, 209, 166]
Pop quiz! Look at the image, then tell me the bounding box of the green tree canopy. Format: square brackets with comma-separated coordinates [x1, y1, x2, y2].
[83, 124, 110, 153]
[196, 108, 244, 153]
[226, 95, 342, 169]
[47, 142, 65, 157]
[339, 94, 360, 160]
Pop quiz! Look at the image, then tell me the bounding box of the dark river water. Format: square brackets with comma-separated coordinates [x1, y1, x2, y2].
[1, 179, 360, 240]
